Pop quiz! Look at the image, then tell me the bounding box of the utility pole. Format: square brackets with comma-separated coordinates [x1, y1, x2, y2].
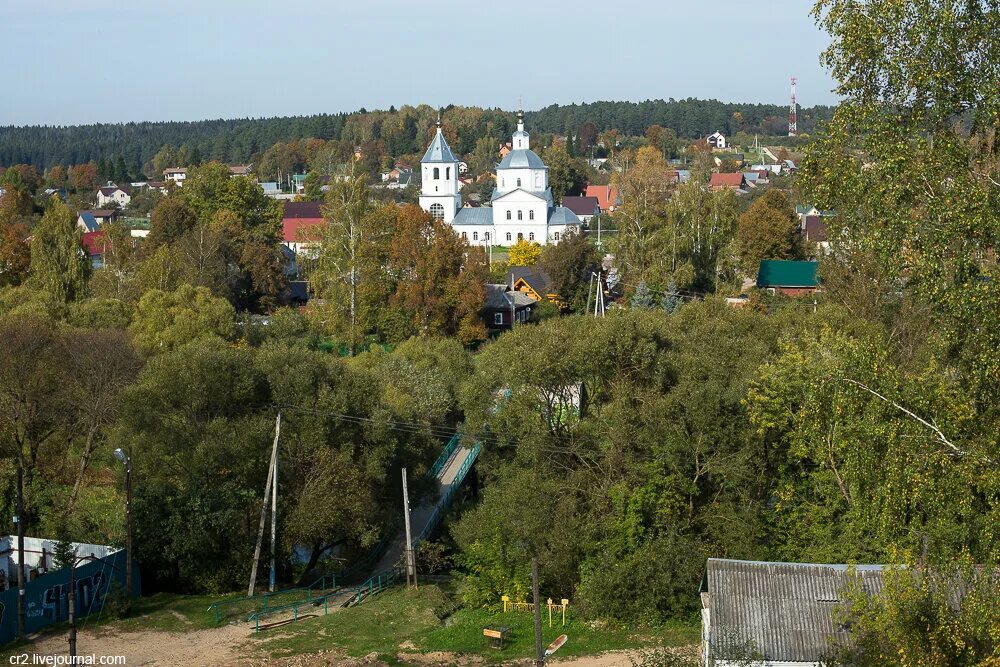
[269, 412, 280, 593]
[67, 548, 77, 662]
[532, 557, 543, 667]
[401, 468, 416, 588]
[114, 448, 133, 598]
[249, 413, 280, 597]
[16, 465, 25, 641]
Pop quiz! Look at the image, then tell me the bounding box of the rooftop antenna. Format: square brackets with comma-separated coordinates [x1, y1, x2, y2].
[788, 77, 798, 137]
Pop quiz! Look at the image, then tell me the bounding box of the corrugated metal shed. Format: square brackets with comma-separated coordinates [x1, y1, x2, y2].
[703, 559, 887, 663]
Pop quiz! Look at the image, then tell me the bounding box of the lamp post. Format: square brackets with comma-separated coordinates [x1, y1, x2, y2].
[113, 448, 133, 598]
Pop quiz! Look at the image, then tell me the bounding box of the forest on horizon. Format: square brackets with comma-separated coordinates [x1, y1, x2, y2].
[0, 98, 833, 174]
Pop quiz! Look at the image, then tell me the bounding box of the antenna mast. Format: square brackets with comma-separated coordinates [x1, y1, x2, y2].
[788, 77, 798, 137]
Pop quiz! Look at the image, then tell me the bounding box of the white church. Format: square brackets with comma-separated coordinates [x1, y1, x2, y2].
[418, 111, 581, 246]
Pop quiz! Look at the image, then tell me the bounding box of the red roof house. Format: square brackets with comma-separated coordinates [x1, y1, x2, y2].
[584, 185, 620, 212]
[709, 173, 746, 190]
[282, 201, 325, 248]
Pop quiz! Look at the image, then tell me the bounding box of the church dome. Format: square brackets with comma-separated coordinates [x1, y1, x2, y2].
[498, 148, 546, 170]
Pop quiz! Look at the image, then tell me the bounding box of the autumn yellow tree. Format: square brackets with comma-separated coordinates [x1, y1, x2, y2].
[508, 239, 542, 266]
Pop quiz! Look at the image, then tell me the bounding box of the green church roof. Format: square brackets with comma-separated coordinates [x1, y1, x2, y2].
[757, 260, 819, 288]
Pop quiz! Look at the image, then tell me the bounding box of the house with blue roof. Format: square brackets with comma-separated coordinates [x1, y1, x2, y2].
[418, 111, 581, 246]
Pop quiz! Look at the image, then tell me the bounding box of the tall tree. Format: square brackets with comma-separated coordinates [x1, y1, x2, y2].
[29, 199, 89, 303]
[735, 189, 802, 275]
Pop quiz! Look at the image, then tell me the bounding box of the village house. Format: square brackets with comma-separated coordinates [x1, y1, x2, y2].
[584, 184, 620, 213]
[700, 558, 887, 666]
[483, 283, 536, 332]
[709, 172, 747, 191]
[561, 196, 600, 223]
[96, 183, 130, 208]
[76, 209, 117, 232]
[756, 259, 819, 295]
[228, 164, 253, 178]
[803, 215, 830, 254]
[707, 131, 727, 149]
[281, 201, 325, 275]
[507, 266, 559, 304]
[163, 167, 187, 184]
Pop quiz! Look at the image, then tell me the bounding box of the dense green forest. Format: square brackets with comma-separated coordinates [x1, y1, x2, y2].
[0, 98, 830, 174]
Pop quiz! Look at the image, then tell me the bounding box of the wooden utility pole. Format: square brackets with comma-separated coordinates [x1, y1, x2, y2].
[16, 465, 25, 641]
[249, 413, 280, 597]
[67, 551, 77, 661]
[269, 413, 280, 593]
[532, 557, 543, 667]
[401, 468, 417, 588]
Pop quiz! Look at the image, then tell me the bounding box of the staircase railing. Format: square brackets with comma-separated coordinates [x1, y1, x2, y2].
[207, 573, 336, 625]
[341, 565, 404, 608]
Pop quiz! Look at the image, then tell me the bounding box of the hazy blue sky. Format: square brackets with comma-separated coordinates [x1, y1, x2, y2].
[1, 0, 838, 126]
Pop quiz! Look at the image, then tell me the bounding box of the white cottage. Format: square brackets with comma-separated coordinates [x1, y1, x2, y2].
[418, 111, 581, 246]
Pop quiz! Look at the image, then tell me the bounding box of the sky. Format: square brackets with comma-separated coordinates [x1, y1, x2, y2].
[0, 0, 838, 127]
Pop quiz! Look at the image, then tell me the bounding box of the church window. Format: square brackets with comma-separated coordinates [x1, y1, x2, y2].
[433, 167, 439, 179]
[517, 178, 521, 187]
[485, 232, 490, 240]
[506, 232, 511, 241]
[430, 203, 444, 220]
[517, 232, 524, 241]
[461, 232, 467, 239]
[529, 210, 534, 220]
[535, 175, 542, 188]
[554, 232, 560, 241]
[517, 210, 522, 220]
[529, 232, 535, 241]
[446, 167, 450, 179]
[473, 232, 478, 240]
[506, 210, 511, 220]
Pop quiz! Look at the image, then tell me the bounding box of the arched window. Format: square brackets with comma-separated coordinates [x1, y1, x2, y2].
[433, 167, 439, 179]
[506, 232, 511, 241]
[430, 203, 444, 220]
[461, 232, 467, 239]
[554, 232, 560, 241]
[473, 232, 478, 240]
[446, 167, 450, 179]
[485, 232, 490, 240]
[517, 232, 524, 241]
[517, 210, 523, 220]
[529, 210, 534, 220]
[516, 178, 521, 187]
[529, 232, 535, 241]
[506, 210, 511, 220]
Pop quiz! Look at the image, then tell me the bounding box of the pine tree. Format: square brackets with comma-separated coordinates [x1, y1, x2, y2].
[630, 280, 655, 310]
[661, 280, 681, 313]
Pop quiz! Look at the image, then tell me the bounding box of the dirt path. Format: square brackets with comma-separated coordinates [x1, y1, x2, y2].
[21, 622, 252, 666]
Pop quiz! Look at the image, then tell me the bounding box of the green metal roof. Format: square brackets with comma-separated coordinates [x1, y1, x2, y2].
[757, 260, 819, 288]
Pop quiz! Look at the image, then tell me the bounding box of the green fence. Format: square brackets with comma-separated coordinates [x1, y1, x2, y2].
[207, 574, 335, 625]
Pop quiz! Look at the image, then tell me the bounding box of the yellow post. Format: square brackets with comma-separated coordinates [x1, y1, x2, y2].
[502, 595, 509, 613]
[547, 598, 553, 627]
[561, 599, 569, 626]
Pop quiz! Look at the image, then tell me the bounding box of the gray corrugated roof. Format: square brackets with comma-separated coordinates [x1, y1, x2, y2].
[452, 207, 493, 225]
[704, 559, 887, 662]
[498, 148, 546, 170]
[547, 206, 582, 226]
[484, 284, 536, 310]
[421, 129, 458, 163]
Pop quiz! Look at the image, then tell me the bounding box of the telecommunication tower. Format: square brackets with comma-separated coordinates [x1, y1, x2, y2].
[788, 77, 798, 137]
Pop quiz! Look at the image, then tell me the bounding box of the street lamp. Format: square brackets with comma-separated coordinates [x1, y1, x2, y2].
[113, 448, 133, 598]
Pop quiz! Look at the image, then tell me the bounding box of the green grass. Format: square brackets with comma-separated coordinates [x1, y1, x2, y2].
[251, 584, 699, 665]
